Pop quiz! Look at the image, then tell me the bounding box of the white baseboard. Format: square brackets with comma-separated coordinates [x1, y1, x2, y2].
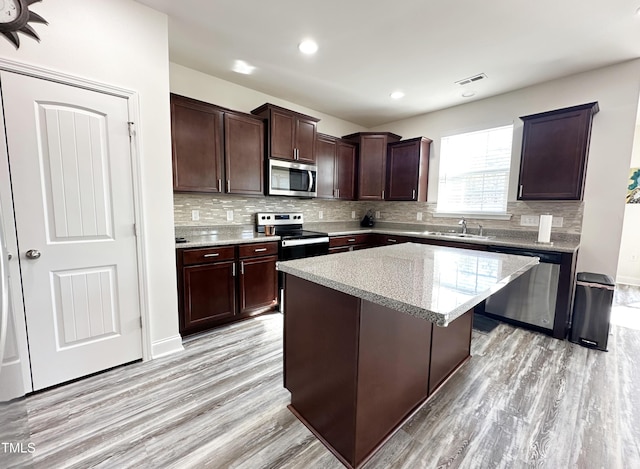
[150, 335, 184, 359]
[616, 276, 640, 287]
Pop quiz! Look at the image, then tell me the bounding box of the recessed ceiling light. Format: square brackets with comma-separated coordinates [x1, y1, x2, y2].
[462, 91, 476, 98]
[298, 39, 318, 55]
[232, 60, 256, 75]
[390, 91, 405, 99]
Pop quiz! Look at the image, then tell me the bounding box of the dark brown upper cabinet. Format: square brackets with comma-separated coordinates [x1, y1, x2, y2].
[316, 133, 357, 200]
[343, 132, 401, 201]
[171, 94, 223, 193]
[517, 102, 599, 200]
[386, 137, 432, 201]
[171, 94, 264, 195]
[251, 103, 319, 163]
[224, 112, 264, 195]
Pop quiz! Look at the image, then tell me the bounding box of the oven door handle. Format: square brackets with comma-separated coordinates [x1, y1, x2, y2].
[281, 237, 330, 248]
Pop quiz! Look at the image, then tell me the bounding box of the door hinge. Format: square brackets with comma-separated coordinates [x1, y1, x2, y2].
[127, 121, 135, 138]
[133, 223, 139, 237]
[139, 317, 143, 328]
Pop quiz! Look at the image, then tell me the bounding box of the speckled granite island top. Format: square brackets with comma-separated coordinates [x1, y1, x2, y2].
[277, 242, 538, 326]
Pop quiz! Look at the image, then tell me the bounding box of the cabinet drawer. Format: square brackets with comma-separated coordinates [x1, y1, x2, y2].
[182, 246, 235, 265]
[238, 241, 279, 258]
[329, 234, 369, 248]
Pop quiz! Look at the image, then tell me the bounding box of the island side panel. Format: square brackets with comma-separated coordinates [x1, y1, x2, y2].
[354, 300, 432, 466]
[284, 274, 360, 465]
[429, 309, 473, 395]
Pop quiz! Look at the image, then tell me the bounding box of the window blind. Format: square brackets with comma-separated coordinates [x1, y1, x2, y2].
[437, 125, 513, 214]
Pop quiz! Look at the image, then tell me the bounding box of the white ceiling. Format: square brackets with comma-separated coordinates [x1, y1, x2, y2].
[136, 0, 640, 127]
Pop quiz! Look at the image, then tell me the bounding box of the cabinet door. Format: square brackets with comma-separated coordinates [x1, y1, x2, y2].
[316, 134, 337, 199]
[386, 140, 420, 201]
[224, 112, 264, 195]
[336, 140, 356, 200]
[239, 255, 278, 315]
[171, 95, 224, 192]
[358, 135, 388, 200]
[518, 104, 596, 200]
[270, 109, 296, 161]
[296, 117, 317, 163]
[182, 261, 236, 334]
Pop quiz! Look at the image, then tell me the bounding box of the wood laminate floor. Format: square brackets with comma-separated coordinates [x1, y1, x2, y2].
[10, 286, 640, 468]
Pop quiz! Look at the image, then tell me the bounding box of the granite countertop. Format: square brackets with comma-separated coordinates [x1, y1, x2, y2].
[277, 243, 539, 326]
[305, 222, 580, 254]
[174, 222, 579, 253]
[174, 226, 279, 248]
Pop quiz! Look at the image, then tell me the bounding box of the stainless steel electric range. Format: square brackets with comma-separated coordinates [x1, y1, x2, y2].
[255, 212, 329, 260]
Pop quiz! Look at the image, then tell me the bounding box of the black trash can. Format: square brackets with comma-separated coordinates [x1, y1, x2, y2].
[569, 272, 615, 351]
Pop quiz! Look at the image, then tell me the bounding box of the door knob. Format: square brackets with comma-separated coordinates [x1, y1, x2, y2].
[7, 253, 11, 260]
[25, 249, 41, 259]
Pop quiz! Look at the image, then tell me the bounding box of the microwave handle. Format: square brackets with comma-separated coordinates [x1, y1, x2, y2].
[308, 171, 313, 192]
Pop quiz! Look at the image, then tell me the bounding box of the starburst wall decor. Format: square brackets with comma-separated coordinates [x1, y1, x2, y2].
[0, 0, 47, 49]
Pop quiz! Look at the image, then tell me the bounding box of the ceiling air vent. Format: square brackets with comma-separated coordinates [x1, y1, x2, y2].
[455, 73, 487, 86]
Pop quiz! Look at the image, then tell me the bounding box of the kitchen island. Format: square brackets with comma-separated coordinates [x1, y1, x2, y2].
[277, 243, 538, 468]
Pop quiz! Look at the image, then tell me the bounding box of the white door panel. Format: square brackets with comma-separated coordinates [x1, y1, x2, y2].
[1, 71, 142, 391]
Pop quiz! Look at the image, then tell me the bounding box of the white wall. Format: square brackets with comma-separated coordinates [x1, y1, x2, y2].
[617, 123, 640, 285]
[374, 60, 640, 278]
[0, 0, 181, 356]
[170, 63, 367, 137]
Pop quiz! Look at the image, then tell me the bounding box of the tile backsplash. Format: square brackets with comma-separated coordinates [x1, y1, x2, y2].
[174, 193, 583, 235]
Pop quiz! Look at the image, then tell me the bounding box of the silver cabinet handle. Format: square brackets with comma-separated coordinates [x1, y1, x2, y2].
[348, 239, 356, 242]
[382, 190, 385, 199]
[240, 260, 244, 275]
[204, 253, 219, 258]
[26, 249, 41, 259]
[388, 239, 397, 243]
[227, 180, 231, 192]
[232, 263, 236, 277]
[218, 179, 222, 192]
[412, 189, 416, 199]
[519, 185, 523, 198]
[254, 248, 267, 252]
[337, 189, 340, 198]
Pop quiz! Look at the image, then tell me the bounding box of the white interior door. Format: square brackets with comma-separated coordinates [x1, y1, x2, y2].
[0, 71, 142, 391]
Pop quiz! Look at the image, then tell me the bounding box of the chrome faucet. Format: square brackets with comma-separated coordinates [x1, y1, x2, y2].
[458, 217, 467, 234]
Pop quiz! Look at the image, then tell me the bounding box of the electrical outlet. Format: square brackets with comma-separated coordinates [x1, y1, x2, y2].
[351, 211, 356, 219]
[226, 210, 234, 221]
[520, 215, 539, 226]
[375, 211, 381, 219]
[191, 210, 199, 221]
[417, 212, 423, 221]
[551, 217, 563, 228]
[318, 211, 323, 220]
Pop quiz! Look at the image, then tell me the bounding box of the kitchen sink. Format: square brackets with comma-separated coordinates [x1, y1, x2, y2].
[421, 231, 493, 240]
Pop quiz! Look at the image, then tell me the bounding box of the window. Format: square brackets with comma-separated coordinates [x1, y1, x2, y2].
[437, 125, 513, 215]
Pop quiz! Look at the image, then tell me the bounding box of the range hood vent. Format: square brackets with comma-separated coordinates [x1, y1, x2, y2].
[455, 73, 487, 86]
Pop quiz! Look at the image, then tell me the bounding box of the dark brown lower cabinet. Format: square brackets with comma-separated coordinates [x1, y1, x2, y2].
[178, 242, 278, 336]
[181, 260, 236, 334]
[239, 255, 278, 315]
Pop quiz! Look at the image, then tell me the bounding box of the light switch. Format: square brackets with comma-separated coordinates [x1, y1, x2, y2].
[319, 211, 323, 219]
[351, 211, 356, 219]
[191, 210, 199, 221]
[417, 212, 423, 221]
[226, 210, 234, 221]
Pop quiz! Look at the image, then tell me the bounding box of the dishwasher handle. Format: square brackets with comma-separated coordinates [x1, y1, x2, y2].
[488, 246, 562, 264]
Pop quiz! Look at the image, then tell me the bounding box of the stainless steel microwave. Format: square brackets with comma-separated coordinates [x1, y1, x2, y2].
[268, 159, 317, 197]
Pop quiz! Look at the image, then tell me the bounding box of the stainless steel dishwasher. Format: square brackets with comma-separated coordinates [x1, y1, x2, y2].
[484, 246, 562, 330]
